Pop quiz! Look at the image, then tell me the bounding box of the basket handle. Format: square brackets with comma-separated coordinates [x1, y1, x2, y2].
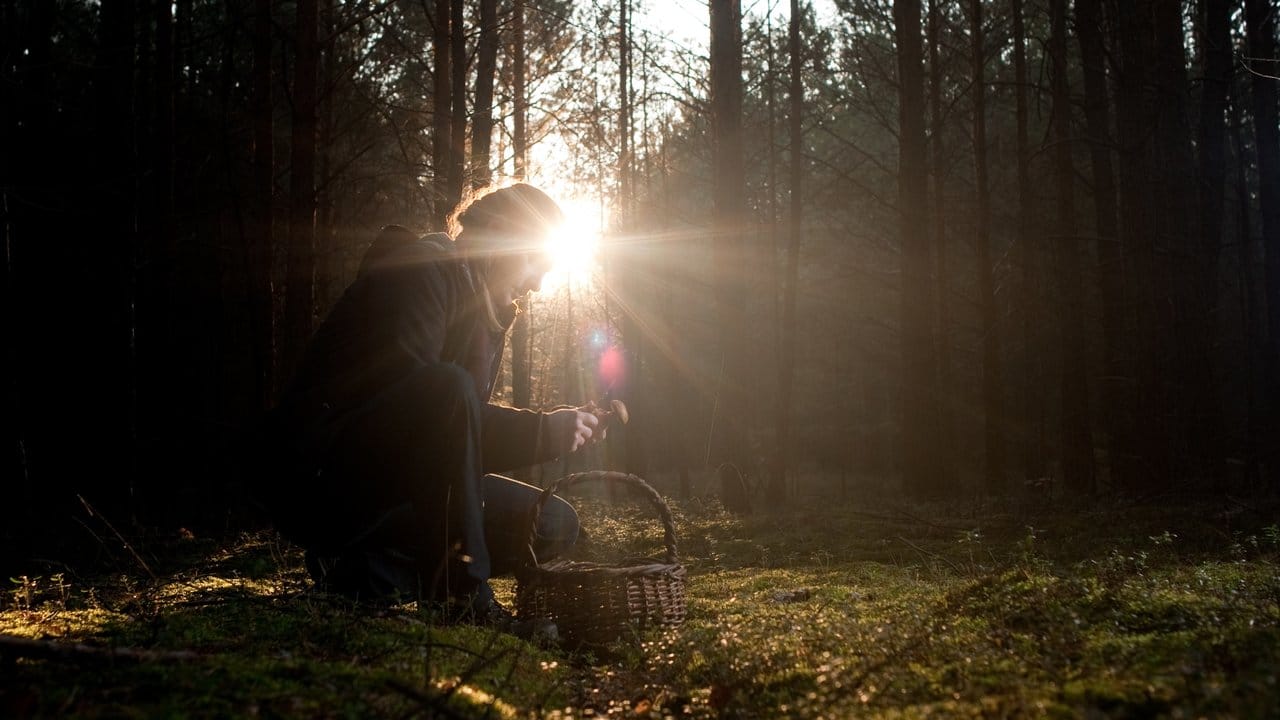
[524, 471, 679, 567]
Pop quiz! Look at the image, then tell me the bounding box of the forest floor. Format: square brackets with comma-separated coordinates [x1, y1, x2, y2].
[1, 486, 1278, 719]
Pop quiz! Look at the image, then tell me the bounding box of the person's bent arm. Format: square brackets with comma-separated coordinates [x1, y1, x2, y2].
[479, 404, 601, 473]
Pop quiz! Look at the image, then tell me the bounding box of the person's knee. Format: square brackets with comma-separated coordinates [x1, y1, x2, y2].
[412, 363, 480, 417]
[535, 495, 580, 556]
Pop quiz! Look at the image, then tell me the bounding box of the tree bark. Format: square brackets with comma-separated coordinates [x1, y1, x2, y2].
[1193, 0, 1231, 484]
[928, 0, 955, 492]
[709, 0, 750, 493]
[1246, 0, 1280, 491]
[894, 0, 942, 499]
[1113, 0, 1167, 492]
[251, 0, 275, 407]
[284, 0, 319, 382]
[618, 0, 648, 476]
[1152, 0, 1203, 481]
[448, 0, 467, 205]
[508, 0, 532, 415]
[1075, 0, 1122, 489]
[471, 0, 497, 188]
[91, 0, 138, 520]
[509, 0, 532, 420]
[1012, 0, 1044, 484]
[1050, 0, 1095, 494]
[772, 0, 805, 505]
[432, 0, 452, 225]
[1230, 101, 1263, 490]
[154, 0, 174, 253]
[971, 0, 1005, 495]
[512, 0, 527, 180]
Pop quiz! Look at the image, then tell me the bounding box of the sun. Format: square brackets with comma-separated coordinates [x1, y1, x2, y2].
[539, 196, 603, 293]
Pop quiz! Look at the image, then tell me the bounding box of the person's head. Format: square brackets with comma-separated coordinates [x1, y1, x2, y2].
[450, 183, 565, 309]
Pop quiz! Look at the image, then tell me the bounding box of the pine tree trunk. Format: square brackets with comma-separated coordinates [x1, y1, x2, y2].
[251, 0, 275, 406]
[1194, 0, 1231, 485]
[1075, 0, 1122, 489]
[512, 0, 526, 180]
[1050, 0, 1095, 494]
[509, 0, 532, 418]
[432, 0, 452, 224]
[471, 0, 497, 188]
[1012, 0, 1044, 484]
[1230, 102, 1263, 490]
[971, 0, 1005, 495]
[1113, 0, 1166, 492]
[1246, 0, 1280, 491]
[448, 0, 467, 206]
[894, 0, 942, 498]
[709, 0, 750, 490]
[772, 0, 804, 505]
[91, 0, 138, 520]
[928, 0, 955, 492]
[284, 0, 318, 382]
[1152, 0, 1203, 483]
[618, 0, 648, 475]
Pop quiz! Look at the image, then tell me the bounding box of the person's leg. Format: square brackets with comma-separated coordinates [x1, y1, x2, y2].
[482, 474, 580, 577]
[309, 363, 493, 605]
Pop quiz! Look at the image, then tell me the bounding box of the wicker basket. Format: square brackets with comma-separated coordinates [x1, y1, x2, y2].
[514, 471, 687, 647]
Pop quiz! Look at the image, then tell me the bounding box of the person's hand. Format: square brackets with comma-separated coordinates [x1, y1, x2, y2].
[546, 406, 603, 454]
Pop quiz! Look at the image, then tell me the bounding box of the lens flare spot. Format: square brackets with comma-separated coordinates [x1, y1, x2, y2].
[598, 346, 625, 388]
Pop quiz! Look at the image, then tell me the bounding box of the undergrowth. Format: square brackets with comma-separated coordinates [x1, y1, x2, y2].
[1, 490, 1277, 718]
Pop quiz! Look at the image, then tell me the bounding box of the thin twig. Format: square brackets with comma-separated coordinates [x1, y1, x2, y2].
[385, 679, 469, 720]
[0, 634, 199, 664]
[895, 535, 963, 574]
[77, 494, 156, 579]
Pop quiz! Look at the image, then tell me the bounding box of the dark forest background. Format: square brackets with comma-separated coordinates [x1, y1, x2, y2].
[3, 0, 1279, 573]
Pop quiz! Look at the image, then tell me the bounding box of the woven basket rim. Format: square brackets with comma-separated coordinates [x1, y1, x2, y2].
[525, 557, 687, 578]
[522, 471, 680, 567]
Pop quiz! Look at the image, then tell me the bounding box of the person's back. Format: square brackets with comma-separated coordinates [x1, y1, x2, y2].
[283, 231, 459, 422]
[253, 185, 602, 620]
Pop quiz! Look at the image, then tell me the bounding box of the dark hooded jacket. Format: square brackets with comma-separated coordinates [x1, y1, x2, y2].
[267, 230, 556, 488]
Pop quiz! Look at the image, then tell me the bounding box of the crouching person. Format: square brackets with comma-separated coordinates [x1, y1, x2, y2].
[256, 184, 604, 625]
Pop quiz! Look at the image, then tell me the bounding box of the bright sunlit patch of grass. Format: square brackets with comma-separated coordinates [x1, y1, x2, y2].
[540, 195, 603, 293]
[3, 504, 1278, 717]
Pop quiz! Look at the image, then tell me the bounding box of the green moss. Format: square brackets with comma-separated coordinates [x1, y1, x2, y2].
[3, 501, 1278, 717]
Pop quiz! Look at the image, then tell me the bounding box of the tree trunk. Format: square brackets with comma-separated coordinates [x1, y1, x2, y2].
[928, 0, 955, 493]
[432, 0, 452, 224]
[506, 0, 532, 430]
[315, 0, 338, 311]
[91, 0, 138, 520]
[1075, 0, 1122, 489]
[1012, 0, 1044, 484]
[509, 0, 531, 417]
[9, 0, 56, 521]
[1193, 0, 1231, 486]
[1246, 0, 1280, 491]
[1050, 0, 1095, 495]
[1152, 0, 1203, 482]
[448, 0, 467, 206]
[512, 0, 527, 180]
[620, 0, 632, 218]
[251, 0, 275, 407]
[772, 0, 804, 505]
[284, 0, 318, 382]
[618, 0, 648, 475]
[971, 0, 1005, 495]
[1113, 0, 1167, 492]
[894, 0, 942, 498]
[709, 0, 750, 495]
[471, 0, 497, 188]
[154, 0, 174, 254]
[1230, 101, 1263, 490]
